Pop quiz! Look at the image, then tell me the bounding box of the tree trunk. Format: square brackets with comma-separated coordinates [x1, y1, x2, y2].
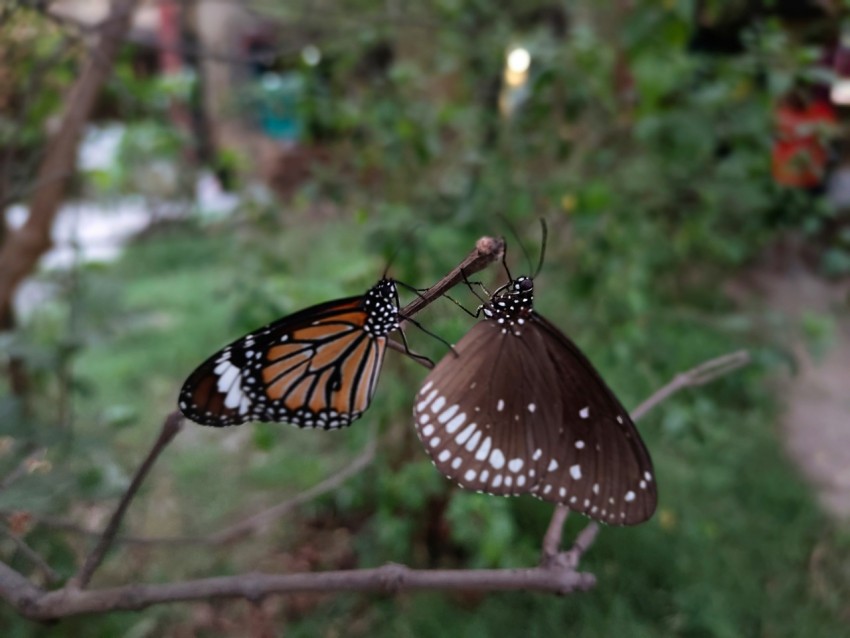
[0, 0, 142, 322]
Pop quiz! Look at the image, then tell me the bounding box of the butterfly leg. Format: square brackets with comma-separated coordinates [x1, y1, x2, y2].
[393, 325, 437, 366]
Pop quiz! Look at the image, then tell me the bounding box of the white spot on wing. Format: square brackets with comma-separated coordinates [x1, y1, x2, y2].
[575, 440, 585, 449]
[475, 436, 492, 461]
[456, 423, 477, 445]
[223, 379, 246, 410]
[490, 449, 505, 469]
[465, 430, 482, 451]
[625, 490, 636, 502]
[438, 405, 459, 424]
[532, 448, 542, 461]
[431, 396, 446, 413]
[464, 469, 477, 482]
[216, 361, 240, 393]
[421, 424, 434, 437]
[527, 403, 536, 413]
[416, 389, 438, 412]
[496, 399, 505, 411]
[508, 458, 524, 473]
[579, 406, 590, 419]
[445, 412, 467, 434]
[547, 459, 559, 472]
[438, 449, 451, 463]
[569, 464, 582, 480]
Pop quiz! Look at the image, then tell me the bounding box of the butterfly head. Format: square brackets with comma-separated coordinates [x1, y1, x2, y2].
[482, 276, 534, 335]
[362, 278, 400, 336]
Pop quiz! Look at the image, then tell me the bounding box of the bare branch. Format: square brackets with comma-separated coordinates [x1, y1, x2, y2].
[400, 236, 505, 321]
[630, 349, 750, 422]
[386, 236, 505, 366]
[4, 562, 596, 621]
[541, 506, 569, 561]
[69, 411, 183, 589]
[0, 523, 60, 585]
[0, 560, 43, 612]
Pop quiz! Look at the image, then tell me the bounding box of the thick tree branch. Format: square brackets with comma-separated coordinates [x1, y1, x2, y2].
[7, 563, 596, 621]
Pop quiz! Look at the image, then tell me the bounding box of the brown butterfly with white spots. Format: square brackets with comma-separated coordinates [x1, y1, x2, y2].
[413, 275, 657, 525]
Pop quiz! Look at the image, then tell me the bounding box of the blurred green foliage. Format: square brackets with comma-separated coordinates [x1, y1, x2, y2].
[2, 1, 850, 637]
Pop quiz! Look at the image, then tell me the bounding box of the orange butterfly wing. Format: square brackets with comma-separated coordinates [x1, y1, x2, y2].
[179, 280, 398, 428]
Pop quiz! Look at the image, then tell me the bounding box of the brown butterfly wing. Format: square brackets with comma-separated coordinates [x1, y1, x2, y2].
[413, 315, 656, 525]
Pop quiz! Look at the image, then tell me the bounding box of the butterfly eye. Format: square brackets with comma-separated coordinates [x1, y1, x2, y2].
[518, 278, 532, 291]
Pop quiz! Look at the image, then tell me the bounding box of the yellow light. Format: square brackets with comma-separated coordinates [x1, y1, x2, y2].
[507, 47, 531, 74]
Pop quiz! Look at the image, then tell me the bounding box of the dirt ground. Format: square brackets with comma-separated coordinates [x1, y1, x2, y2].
[731, 253, 850, 519]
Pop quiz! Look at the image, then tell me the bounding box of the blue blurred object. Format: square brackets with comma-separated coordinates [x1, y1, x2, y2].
[256, 71, 304, 142]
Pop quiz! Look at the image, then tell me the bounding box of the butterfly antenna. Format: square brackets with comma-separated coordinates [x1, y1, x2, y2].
[382, 223, 424, 279]
[394, 279, 429, 302]
[498, 214, 533, 280]
[382, 245, 402, 280]
[443, 292, 479, 318]
[534, 217, 548, 278]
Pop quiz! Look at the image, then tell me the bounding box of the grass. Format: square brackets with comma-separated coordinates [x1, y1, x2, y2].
[5, 219, 850, 637]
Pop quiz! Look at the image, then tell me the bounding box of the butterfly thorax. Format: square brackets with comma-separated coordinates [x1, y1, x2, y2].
[362, 278, 400, 336]
[480, 276, 534, 336]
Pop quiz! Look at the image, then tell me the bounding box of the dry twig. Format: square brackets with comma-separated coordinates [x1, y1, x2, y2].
[0, 523, 59, 585]
[69, 411, 183, 590]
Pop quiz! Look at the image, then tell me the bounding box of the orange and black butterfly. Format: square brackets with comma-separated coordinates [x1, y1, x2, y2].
[179, 278, 403, 429]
